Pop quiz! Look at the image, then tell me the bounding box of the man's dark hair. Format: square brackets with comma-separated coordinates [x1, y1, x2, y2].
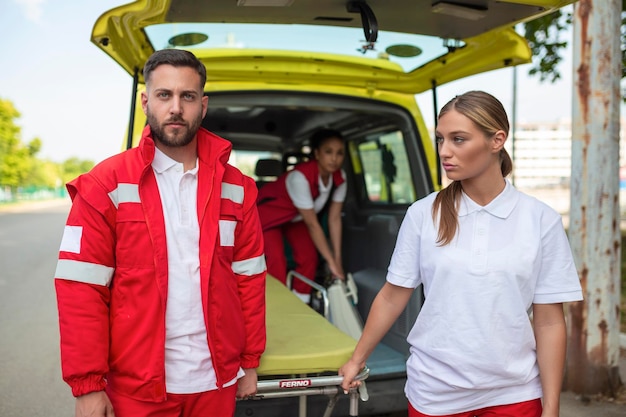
[143, 49, 207, 90]
[309, 129, 344, 151]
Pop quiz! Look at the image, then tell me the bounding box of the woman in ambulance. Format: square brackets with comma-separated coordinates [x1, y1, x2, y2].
[257, 129, 346, 303]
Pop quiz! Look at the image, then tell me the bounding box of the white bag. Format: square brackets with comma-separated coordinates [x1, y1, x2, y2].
[327, 273, 364, 340]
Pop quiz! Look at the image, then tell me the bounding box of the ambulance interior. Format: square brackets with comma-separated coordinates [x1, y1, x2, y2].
[202, 89, 428, 416]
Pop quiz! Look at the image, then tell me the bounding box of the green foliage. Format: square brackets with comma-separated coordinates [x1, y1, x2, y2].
[27, 137, 42, 156]
[61, 157, 94, 185]
[523, 5, 626, 101]
[24, 159, 62, 189]
[0, 99, 20, 143]
[0, 97, 94, 191]
[0, 99, 29, 188]
[523, 10, 570, 83]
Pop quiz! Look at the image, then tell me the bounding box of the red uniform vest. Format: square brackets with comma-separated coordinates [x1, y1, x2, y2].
[257, 160, 344, 230]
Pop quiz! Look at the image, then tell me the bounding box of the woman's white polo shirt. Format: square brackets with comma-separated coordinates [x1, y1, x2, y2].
[386, 180, 583, 415]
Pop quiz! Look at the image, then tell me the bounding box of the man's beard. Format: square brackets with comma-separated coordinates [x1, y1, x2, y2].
[147, 110, 203, 148]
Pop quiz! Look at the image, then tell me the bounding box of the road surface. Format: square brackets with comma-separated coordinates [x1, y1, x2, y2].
[0, 199, 624, 417]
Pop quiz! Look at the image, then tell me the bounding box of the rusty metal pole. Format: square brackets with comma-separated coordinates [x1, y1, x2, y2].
[566, 0, 622, 396]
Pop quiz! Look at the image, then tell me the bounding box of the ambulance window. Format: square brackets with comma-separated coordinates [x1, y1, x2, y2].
[357, 131, 416, 204]
[229, 150, 282, 180]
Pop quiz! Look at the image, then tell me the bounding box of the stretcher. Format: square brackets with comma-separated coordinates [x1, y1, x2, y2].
[245, 274, 369, 417]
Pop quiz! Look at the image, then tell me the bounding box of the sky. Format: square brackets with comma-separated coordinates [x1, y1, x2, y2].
[0, 1, 609, 164]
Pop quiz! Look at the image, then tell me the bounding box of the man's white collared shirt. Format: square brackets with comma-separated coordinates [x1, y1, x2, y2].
[152, 148, 216, 394]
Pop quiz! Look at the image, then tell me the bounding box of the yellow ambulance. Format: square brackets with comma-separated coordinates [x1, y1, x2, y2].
[91, 1, 576, 416]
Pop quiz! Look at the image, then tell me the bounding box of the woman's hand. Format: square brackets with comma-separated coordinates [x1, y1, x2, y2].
[329, 261, 345, 280]
[339, 358, 364, 393]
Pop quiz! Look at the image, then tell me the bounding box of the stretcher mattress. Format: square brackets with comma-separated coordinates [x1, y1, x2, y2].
[257, 276, 357, 376]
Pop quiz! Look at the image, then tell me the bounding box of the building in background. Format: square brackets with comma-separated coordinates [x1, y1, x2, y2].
[428, 119, 626, 219]
[507, 119, 626, 218]
[509, 119, 574, 189]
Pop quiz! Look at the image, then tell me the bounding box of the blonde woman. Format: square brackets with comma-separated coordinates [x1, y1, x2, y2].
[340, 91, 582, 417]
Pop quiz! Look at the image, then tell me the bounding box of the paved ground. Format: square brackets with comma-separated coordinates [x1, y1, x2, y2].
[0, 197, 71, 213]
[560, 349, 626, 417]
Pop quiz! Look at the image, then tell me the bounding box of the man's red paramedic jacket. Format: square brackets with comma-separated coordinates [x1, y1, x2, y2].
[54, 126, 266, 401]
[256, 160, 344, 231]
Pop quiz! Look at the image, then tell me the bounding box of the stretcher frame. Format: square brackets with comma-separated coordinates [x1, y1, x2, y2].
[250, 368, 370, 417]
[241, 272, 369, 417]
[286, 270, 330, 319]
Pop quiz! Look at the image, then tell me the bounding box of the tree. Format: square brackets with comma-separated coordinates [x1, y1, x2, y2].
[61, 157, 94, 185]
[0, 99, 30, 190]
[0, 98, 94, 194]
[24, 159, 61, 189]
[523, 2, 626, 99]
[27, 137, 42, 156]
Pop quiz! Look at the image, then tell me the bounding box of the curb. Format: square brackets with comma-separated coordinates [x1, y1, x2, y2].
[0, 198, 70, 213]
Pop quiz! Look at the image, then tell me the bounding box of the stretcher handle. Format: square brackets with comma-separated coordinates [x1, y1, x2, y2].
[252, 386, 340, 399]
[286, 270, 330, 318]
[255, 366, 370, 393]
[244, 368, 369, 417]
